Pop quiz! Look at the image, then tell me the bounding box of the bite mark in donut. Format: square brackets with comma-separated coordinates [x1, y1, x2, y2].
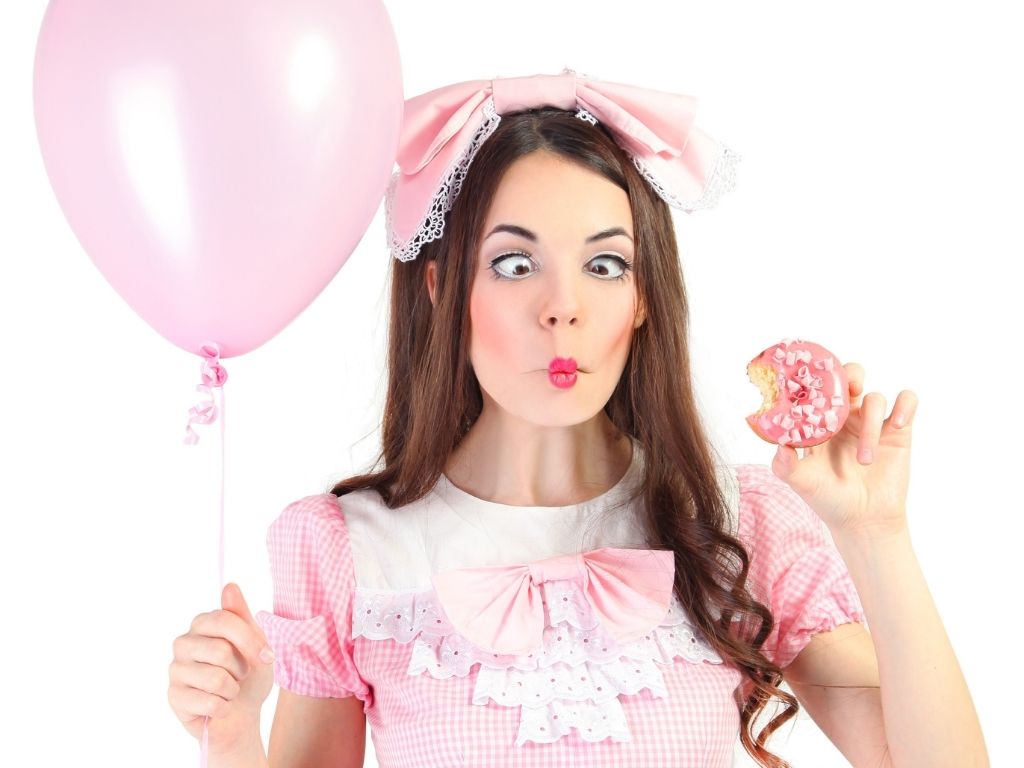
[746, 337, 851, 448]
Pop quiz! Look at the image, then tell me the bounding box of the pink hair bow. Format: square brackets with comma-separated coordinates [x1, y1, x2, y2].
[430, 547, 676, 655]
[385, 67, 740, 262]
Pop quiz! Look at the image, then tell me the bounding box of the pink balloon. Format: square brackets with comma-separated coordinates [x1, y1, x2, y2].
[33, 0, 403, 358]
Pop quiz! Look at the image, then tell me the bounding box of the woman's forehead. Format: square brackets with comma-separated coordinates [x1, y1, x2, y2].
[484, 155, 633, 241]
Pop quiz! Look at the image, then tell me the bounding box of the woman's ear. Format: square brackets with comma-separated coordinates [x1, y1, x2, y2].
[634, 296, 647, 328]
[425, 259, 437, 307]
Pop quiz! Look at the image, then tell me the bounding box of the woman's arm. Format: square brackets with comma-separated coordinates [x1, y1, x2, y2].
[768, 364, 989, 766]
[267, 690, 366, 768]
[830, 524, 988, 768]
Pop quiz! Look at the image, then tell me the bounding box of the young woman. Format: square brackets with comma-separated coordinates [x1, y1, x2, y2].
[168, 69, 988, 768]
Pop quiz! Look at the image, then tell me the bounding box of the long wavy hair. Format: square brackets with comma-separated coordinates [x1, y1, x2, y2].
[330, 107, 799, 767]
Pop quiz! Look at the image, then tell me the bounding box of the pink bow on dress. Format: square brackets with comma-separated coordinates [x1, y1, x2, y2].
[430, 547, 676, 655]
[386, 67, 739, 262]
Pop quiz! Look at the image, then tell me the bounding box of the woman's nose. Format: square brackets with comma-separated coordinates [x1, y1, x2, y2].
[540, 265, 582, 327]
[544, 307, 578, 327]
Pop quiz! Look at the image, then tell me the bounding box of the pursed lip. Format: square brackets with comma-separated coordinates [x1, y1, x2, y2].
[548, 357, 578, 374]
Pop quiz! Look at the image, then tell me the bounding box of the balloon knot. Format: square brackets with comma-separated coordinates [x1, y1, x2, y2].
[184, 341, 228, 445]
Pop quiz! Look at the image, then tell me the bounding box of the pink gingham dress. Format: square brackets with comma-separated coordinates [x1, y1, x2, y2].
[255, 440, 867, 767]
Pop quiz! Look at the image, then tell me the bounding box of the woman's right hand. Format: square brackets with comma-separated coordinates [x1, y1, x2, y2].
[167, 582, 276, 753]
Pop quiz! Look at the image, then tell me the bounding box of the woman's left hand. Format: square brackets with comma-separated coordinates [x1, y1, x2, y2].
[772, 362, 918, 538]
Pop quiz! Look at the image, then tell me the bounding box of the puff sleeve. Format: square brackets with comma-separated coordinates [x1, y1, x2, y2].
[254, 493, 373, 706]
[733, 464, 868, 670]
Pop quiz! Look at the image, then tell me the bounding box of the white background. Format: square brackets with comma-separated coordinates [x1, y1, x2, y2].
[1, 1, 1018, 765]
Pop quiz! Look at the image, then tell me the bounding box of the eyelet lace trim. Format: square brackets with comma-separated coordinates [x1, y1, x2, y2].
[518, 697, 631, 744]
[353, 581, 723, 745]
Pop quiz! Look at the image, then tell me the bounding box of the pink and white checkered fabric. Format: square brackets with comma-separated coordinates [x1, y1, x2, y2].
[255, 463, 866, 767]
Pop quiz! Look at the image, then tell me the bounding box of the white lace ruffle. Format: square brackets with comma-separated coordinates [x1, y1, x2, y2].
[353, 580, 723, 746]
[632, 141, 742, 212]
[518, 696, 631, 744]
[578, 102, 742, 214]
[386, 98, 502, 263]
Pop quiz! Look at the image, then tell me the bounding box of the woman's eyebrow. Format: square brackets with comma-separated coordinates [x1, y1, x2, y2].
[483, 223, 634, 243]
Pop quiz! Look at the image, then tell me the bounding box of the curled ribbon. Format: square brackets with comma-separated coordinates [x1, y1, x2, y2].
[185, 341, 230, 766]
[183, 342, 228, 446]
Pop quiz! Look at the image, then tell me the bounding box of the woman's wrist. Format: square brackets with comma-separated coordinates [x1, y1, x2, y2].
[206, 718, 268, 768]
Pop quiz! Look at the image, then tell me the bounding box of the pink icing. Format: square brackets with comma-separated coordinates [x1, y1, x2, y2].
[746, 337, 851, 448]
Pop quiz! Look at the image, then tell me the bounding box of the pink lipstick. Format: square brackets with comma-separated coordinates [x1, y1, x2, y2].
[548, 357, 578, 389]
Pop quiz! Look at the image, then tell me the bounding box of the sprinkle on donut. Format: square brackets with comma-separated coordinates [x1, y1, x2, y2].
[746, 338, 851, 448]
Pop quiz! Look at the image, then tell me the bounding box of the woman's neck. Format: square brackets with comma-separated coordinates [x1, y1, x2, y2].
[443, 413, 633, 507]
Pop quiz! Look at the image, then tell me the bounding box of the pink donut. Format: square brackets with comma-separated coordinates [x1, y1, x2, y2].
[746, 338, 851, 448]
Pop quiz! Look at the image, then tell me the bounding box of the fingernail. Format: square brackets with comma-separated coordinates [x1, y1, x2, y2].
[859, 447, 873, 463]
[260, 647, 276, 664]
[894, 413, 906, 427]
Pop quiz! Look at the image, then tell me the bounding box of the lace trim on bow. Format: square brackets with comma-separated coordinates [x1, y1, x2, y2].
[386, 98, 502, 263]
[576, 103, 742, 213]
[633, 141, 742, 212]
[352, 581, 723, 746]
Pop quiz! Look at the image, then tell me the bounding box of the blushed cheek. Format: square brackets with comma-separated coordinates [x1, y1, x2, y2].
[469, 290, 517, 368]
[610, 306, 636, 355]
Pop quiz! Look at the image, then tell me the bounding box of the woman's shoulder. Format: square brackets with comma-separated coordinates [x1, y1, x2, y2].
[719, 461, 832, 546]
[270, 485, 409, 531]
[726, 462, 831, 557]
[265, 492, 345, 545]
[729, 463, 817, 524]
[264, 486, 435, 592]
[265, 487, 397, 557]
[730, 462, 784, 492]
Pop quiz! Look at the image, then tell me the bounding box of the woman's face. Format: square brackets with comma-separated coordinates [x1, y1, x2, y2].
[457, 150, 645, 427]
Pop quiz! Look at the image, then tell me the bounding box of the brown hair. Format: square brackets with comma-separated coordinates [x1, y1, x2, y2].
[330, 107, 799, 767]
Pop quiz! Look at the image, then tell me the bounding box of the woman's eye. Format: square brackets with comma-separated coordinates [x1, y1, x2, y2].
[489, 252, 534, 280]
[489, 252, 633, 282]
[588, 254, 632, 280]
